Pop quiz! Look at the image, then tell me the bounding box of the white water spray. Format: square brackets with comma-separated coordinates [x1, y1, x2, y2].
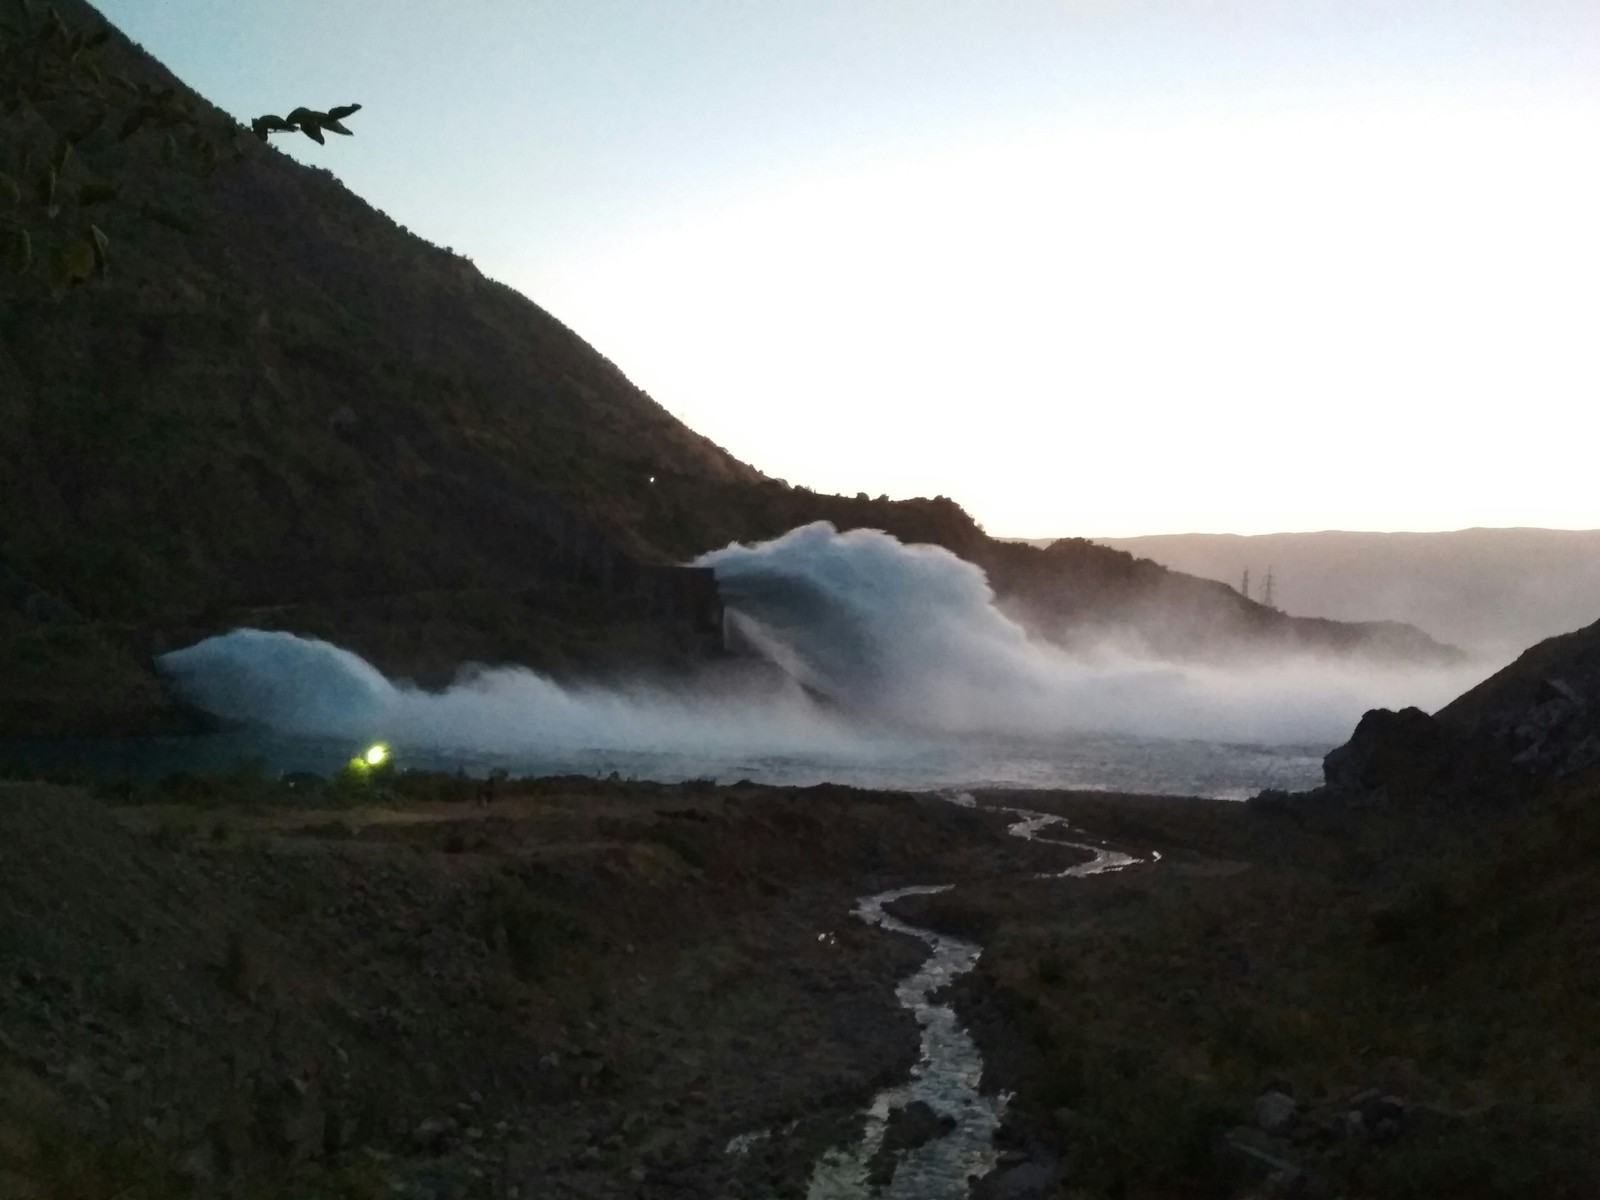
[698, 522, 1488, 742]
[158, 523, 1490, 775]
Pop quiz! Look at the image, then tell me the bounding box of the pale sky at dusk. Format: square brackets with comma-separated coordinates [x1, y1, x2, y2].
[97, 1, 1600, 538]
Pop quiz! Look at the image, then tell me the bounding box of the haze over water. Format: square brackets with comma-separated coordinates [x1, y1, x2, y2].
[129, 524, 1493, 799]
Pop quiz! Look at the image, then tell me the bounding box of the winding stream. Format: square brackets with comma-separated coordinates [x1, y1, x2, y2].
[996, 804, 1146, 879]
[792, 794, 1150, 1198]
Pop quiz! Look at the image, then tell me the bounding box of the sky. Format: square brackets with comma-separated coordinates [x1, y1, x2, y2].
[96, 0, 1600, 538]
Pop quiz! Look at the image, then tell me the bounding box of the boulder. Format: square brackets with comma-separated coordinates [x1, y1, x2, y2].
[1319, 706, 1521, 802]
[973, 1154, 1064, 1200]
[867, 1100, 958, 1185]
[1356, 1094, 1408, 1145]
[1322, 708, 1465, 795]
[411, 1116, 455, 1154]
[880, 1100, 953, 1155]
[1254, 1090, 1299, 1136]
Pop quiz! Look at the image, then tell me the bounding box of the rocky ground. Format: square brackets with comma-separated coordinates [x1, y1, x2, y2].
[4, 736, 1599, 1200]
[894, 783, 1600, 1200]
[0, 772, 1076, 1200]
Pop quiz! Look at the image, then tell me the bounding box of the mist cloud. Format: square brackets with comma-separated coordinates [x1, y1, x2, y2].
[699, 523, 1489, 743]
[160, 524, 1494, 767]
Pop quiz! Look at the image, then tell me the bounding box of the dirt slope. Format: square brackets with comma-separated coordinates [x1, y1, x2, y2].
[0, 776, 1039, 1199]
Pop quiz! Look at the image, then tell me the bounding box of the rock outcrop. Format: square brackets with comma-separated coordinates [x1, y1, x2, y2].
[1304, 617, 1600, 803]
[1318, 707, 1495, 801]
[1436, 618, 1600, 778]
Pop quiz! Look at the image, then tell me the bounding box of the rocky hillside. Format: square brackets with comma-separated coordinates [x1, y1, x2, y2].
[0, 1, 1457, 736]
[1, 0, 776, 732]
[1436, 617, 1600, 755]
[1285, 617, 1600, 805]
[0, 775, 1039, 1200]
[983, 537, 1457, 665]
[1093, 527, 1600, 653]
[911, 769, 1600, 1199]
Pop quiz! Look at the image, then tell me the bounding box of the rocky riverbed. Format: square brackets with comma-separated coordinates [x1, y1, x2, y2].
[5, 762, 1600, 1200]
[0, 774, 1073, 1199]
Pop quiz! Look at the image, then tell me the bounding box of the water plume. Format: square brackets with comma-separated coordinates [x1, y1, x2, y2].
[697, 523, 1490, 743]
[159, 626, 864, 758]
[158, 523, 1494, 778]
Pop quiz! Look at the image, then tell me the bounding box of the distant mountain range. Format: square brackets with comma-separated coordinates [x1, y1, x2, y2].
[0, 1, 1460, 735]
[1088, 529, 1600, 653]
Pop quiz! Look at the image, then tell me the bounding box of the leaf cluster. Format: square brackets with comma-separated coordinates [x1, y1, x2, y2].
[251, 102, 362, 145]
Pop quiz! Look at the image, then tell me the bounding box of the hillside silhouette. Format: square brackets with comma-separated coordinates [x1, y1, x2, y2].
[0, 1, 1457, 735]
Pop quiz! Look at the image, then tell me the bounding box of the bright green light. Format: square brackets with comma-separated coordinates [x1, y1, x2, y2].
[364, 743, 389, 767]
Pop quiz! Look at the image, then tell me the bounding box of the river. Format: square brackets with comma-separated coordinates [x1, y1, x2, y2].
[743, 793, 1151, 1198]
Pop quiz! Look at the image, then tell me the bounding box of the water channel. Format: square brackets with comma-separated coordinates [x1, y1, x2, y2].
[787, 793, 1149, 1198]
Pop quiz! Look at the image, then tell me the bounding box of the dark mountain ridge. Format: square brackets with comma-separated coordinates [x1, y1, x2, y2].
[0, 2, 1457, 735]
[1092, 527, 1600, 653]
[988, 537, 1454, 665]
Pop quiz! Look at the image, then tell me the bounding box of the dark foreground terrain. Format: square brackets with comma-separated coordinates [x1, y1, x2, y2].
[0, 771, 1071, 1200]
[3, 759, 1598, 1200]
[908, 778, 1600, 1199]
[6, 616, 1600, 1200]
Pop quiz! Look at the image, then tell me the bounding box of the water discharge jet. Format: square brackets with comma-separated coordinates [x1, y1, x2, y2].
[700, 523, 1492, 742]
[156, 524, 1492, 789]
